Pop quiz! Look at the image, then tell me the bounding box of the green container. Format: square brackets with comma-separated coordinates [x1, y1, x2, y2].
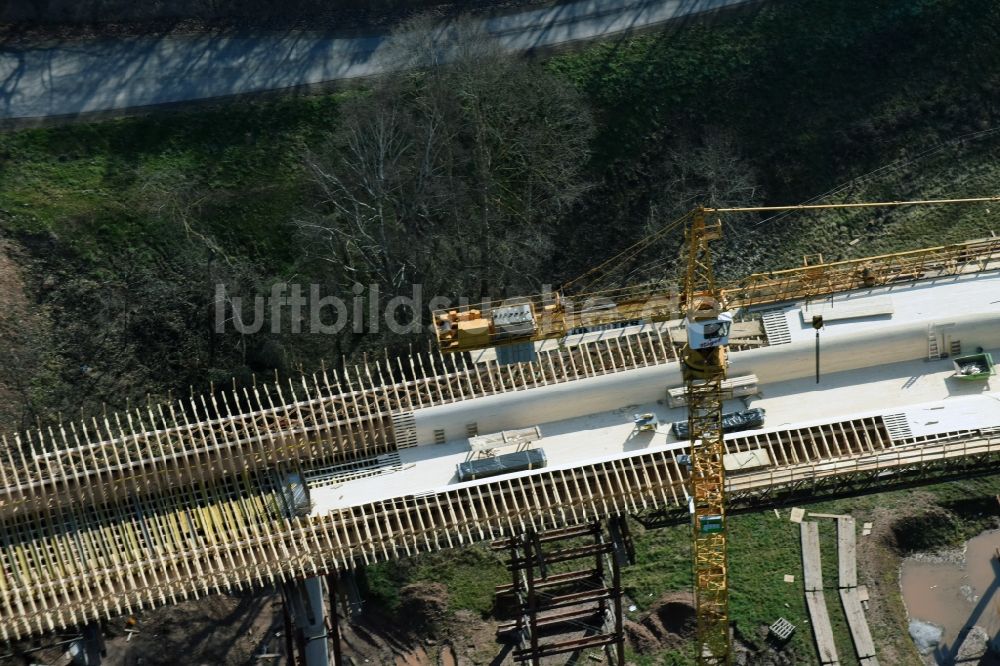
[952, 352, 995, 381]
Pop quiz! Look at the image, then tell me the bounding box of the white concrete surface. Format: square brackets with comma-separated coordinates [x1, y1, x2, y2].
[769, 271, 1000, 344]
[308, 271, 1000, 515]
[414, 288, 1000, 445]
[310, 352, 1000, 513]
[800, 295, 894, 323]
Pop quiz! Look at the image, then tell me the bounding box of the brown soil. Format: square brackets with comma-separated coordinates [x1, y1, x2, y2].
[0, 246, 21, 335]
[623, 592, 781, 665]
[0, 237, 48, 429]
[625, 590, 697, 654]
[399, 582, 451, 637]
[854, 493, 940, 666]
[3, 586, 500, 665]
[394, 644, 433, 666]
[3, 591, 284, 665]
[441, 643, 458, 665]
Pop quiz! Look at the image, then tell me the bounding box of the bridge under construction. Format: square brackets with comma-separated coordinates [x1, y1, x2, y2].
[2, 236, 1000, 663]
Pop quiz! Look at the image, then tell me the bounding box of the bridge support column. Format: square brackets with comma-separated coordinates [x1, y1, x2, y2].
[282, 577, 330, 666]
[69, 621, 105, 665]
[327, 573, 345, 666]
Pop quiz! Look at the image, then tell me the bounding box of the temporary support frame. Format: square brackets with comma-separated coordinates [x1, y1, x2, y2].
[494, 519, 631, 665]
[6, 412, 998, 640]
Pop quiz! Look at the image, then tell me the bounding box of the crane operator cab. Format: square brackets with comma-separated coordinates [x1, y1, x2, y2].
[687, 313, 733, 349]
[682, 295, 732, 381]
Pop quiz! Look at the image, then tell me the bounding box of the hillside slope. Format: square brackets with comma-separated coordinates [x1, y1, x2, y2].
[0, 0, 998, 441]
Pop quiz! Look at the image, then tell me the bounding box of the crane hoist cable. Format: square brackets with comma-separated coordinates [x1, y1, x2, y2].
[560, 209, 695, 295]
[709, 195, 1000, 214]
[563, 195, 1000, 299]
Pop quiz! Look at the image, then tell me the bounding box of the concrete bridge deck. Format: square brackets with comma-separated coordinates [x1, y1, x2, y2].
[2, 269, 1000, 640]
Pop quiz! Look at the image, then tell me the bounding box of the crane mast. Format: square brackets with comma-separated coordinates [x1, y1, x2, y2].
[681, 209, 731, 665]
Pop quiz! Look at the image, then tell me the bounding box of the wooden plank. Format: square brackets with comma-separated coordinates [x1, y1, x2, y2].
[801, 522, 823, 592]
[840, 587, 879, 664]
[805, 591, 841, 665]
[838, 517, 857, 589]
[801, 522, 839, 665]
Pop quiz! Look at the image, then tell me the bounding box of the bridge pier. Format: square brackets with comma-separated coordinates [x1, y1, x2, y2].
[282, 576, 339, 666]
[280, 572, 355, 666]
[67, 621, 105, 665]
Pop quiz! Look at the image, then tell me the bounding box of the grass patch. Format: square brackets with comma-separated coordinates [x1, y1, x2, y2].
[364, 545, 508, 617]
[0, 93, 345, 269]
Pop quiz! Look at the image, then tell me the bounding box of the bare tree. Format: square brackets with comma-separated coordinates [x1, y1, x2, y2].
[299, 15, 594, 312]
[638, 129, 764, 282]
[303, 98, 419, 293]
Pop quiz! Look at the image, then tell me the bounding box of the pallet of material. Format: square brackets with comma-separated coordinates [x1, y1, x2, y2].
[667, 374, 760, 407]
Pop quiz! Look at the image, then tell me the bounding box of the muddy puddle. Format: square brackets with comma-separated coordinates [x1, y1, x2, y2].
[901, 529, 1000, 664]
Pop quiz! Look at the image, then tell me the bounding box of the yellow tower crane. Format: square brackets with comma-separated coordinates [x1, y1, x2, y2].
[680, 208, 732, 665]
[432, 195, 1000, 665]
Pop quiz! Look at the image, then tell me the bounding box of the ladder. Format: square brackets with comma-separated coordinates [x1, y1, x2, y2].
[927, 328, 941, 360]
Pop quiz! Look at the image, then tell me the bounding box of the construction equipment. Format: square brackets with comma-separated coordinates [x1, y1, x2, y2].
[633, 413, 659, 431]
[952, 351, 995, 380]
[670, 408, 766, 440]
[434, 195, 1000, 665]
[680, 208, 733, 664]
